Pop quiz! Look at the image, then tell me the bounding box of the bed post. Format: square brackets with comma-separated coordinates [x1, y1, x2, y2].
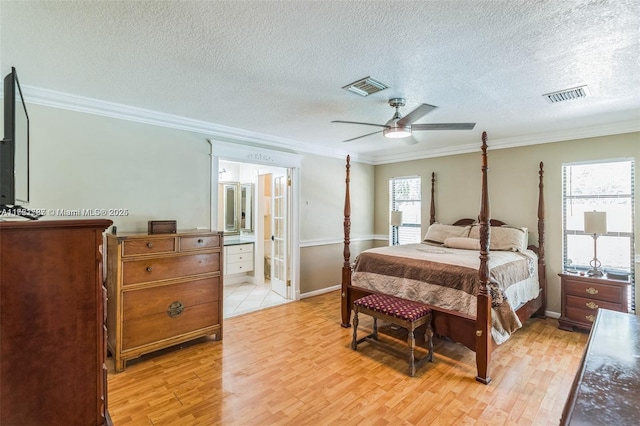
[476, 132, 492, 385]
[430, 172, 436, 225]
[341, 155, 352, 328]
[537, 162, 547, 318]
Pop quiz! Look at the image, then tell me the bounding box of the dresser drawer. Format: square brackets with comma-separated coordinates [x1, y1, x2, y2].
[122, 253, 220, 285]
[123, 277, 220, 320]
[180, 235, 221, 251]
[122, 237, 176, 256]
[226, 243, 253, 255]
[122, 301, 219, 350]
[564, 279, 624, 303]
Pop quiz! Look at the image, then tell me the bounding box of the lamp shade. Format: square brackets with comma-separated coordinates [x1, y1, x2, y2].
[390, 211, 403, 226]
[584, 211, 606, 235]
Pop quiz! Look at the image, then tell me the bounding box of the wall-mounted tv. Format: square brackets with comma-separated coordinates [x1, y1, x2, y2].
[1, 67, 38, 219]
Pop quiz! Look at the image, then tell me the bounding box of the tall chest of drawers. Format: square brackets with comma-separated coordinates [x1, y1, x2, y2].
[106, 230, 223, 372]
[0, 219, 112, 425]
[558, 272, 630, 332]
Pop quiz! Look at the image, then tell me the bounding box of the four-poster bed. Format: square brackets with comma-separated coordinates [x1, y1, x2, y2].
[340, 132, 547, 384]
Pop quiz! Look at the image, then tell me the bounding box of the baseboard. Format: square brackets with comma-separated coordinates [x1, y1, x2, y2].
[300, 284, 340, 299]
[545, 310, 560, 319]
[224, 274, 256, 286]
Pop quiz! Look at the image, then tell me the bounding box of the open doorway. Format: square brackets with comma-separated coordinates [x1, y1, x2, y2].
[218, 160, 291, 318]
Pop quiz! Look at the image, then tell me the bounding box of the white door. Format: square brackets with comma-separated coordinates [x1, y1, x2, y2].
[270, 170, 290, 298]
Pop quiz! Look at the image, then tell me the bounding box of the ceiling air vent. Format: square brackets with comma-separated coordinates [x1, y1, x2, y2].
[543, 85, 590, 104]
[342, 76, 389, 97]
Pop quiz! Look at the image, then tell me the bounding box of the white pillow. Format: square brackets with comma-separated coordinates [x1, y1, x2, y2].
[469, 225, 528, 251]
[444, 237, 480, 250]
[424, 223, 471, 244]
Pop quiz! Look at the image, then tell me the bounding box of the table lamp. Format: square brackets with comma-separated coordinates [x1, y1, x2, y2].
[390, 211, 403, 245]
[584, 211, 606, 277]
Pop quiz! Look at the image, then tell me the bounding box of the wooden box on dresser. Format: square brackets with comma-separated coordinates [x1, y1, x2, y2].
[558, 272, 630, 332]
[106, 230, 223, 373]
[0, 219, 113, 426]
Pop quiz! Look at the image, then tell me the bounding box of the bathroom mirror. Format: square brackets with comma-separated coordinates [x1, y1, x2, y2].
[220, 182, 240, 235]
[241, 183, 254, 232]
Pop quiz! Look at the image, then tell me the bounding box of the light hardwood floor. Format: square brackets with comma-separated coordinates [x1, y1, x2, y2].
[107, 291, 588, 425]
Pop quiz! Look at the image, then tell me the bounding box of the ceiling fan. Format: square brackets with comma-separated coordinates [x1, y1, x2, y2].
[332, 98, 476, 143]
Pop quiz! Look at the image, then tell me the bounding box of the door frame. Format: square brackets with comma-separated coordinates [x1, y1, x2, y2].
[209, 139, 302, 301]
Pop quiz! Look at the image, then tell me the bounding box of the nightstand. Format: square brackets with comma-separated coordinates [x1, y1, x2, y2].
[558, 272, 630, 332]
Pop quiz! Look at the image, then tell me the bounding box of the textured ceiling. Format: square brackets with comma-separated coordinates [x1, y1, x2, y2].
[1, 1, 639, 163]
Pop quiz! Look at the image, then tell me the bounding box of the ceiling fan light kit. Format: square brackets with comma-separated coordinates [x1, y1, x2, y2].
[332, 98, 476, 143]
[383, 126, 412, 138]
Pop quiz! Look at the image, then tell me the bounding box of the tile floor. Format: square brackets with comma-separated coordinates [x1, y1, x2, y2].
[223, 280, 289, 318]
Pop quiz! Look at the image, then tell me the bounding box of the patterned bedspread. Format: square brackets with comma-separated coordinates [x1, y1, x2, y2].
[351, 243, 539, 344]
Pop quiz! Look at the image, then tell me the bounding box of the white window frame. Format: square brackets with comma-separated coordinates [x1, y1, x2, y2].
[389, 176, 421, 245]
[562, 158, 635, 312]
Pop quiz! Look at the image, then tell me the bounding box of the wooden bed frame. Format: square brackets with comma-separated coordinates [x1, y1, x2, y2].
[340, 131, 547, 384]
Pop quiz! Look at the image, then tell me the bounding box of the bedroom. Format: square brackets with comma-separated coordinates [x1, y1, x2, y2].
[0, 1, 639, 424]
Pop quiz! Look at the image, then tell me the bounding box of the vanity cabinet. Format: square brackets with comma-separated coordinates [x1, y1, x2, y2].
[225, 242, 255, 275]
[106, 230, 223, 372]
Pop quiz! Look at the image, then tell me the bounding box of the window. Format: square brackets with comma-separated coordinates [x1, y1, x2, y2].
[562, 159, 635, 312]
[389, 176, 421, 245]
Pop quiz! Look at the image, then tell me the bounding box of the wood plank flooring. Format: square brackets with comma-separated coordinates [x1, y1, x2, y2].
[107, 291, 588, 425]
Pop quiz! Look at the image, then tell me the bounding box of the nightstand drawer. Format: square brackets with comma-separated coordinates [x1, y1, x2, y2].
[565, 294, 622, 313]
[565, 305, 599, 326]
[564, 279, 624, 304]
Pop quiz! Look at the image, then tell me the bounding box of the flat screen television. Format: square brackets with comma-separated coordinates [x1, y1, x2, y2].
[1, 67, 38, 219]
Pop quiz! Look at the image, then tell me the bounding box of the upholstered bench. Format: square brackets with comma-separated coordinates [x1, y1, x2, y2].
[351, 293, 434, 377]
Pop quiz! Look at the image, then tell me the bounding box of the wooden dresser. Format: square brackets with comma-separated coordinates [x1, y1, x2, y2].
[106, 230, 223, 372]
[560, 309, 640, 425]
[0, 219, 112, 425]
[558, 272, 630, 331]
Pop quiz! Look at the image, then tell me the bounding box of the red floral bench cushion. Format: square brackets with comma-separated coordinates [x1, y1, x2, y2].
[354, 293, 431, 322]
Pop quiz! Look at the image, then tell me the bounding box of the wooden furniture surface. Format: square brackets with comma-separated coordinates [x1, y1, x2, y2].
[560, 309, 640, 425]
[0, 219, 113, 425]
[106, 230, 223, 372]
[558, 272, 630, 332]
[340, 131, 547, 384]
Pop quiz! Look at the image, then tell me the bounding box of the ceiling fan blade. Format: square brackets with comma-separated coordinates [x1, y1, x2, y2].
[331, 120, 389, 129]
[342, 130, 383, 142]
[396, 103, 437, 126]
[411, 123, 476, 131]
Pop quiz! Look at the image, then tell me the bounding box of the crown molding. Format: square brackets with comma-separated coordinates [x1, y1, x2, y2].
[19, 84, 639, 166]
[20, 84, 373, 163]
[371, 120, 640, 165]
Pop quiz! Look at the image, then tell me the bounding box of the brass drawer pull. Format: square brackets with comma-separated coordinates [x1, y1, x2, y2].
[586, 315, 595, 323]
[146, 266, 153, 272]
[585, 287, 598, 295]
[198, 239, 204, 244]
[586, 301, 599, 310]
[147, 242, 153, 248]
[167, 301, 184, 318]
